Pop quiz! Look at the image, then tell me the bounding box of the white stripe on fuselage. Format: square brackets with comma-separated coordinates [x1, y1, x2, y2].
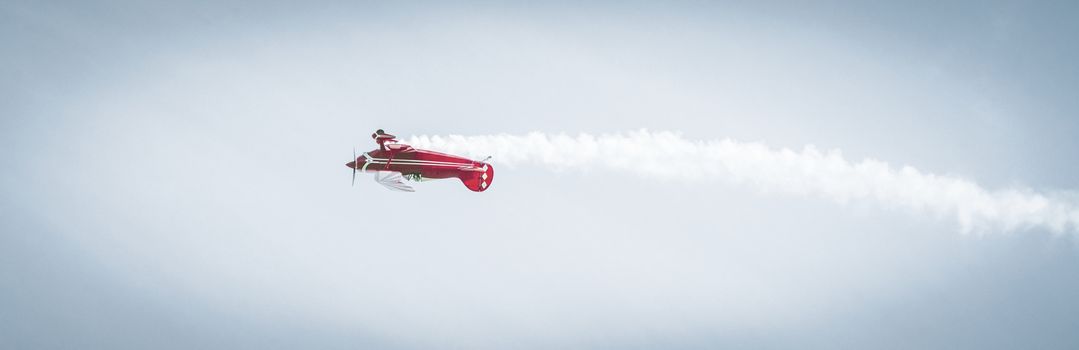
[368, 156, 471, 164]
[367, 157, 475, 167]
[361, 153, 373, 172]
[365, 161, 471, 168]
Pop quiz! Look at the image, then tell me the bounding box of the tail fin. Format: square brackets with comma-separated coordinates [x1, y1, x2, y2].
[459, 163, 494, 192]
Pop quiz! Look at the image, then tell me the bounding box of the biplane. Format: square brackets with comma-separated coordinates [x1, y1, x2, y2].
[346, 130, 494, 192]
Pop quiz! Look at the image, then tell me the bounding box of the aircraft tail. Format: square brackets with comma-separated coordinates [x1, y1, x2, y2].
[458, 163, 494, 192]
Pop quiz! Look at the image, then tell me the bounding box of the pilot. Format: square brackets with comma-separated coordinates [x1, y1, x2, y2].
[371, 129, 397, 151]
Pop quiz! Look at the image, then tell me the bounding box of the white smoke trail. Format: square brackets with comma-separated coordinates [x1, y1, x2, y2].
[408, 130, 1079, 234]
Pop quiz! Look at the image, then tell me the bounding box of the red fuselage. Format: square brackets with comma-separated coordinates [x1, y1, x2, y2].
[346, 143, 494, 192]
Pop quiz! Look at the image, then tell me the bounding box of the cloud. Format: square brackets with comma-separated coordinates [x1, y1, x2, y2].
[408, 130, 1079, 234]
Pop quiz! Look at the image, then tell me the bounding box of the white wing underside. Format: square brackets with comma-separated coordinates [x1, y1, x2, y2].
[373, 171, 415, 192]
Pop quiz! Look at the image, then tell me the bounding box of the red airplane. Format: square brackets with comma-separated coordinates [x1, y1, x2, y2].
[346, 129, 494, 192]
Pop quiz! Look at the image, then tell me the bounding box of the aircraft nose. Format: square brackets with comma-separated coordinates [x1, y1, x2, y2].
[346, 161, 356, 169]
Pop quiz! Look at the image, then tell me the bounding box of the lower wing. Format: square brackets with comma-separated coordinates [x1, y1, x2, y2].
[373, 171, 415, 192]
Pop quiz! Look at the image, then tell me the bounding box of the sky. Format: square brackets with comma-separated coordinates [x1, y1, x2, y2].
[3, 1, 1079, 349]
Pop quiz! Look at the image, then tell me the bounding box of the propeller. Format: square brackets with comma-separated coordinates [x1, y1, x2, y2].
[352, 147, 357, 187]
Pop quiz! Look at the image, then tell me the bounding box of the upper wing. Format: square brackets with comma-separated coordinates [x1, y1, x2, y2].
[373, 171, 415, 192]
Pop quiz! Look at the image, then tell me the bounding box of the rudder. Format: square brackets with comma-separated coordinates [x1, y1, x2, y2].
[459, 163, 494, 192]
